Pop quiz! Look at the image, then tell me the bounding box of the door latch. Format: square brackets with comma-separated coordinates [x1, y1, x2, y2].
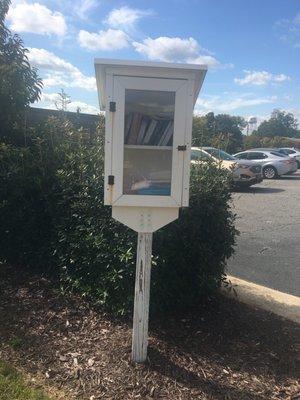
[108, 175, 114, 185]
[109, 101, 116, 112]
[177, 145, 187, 151]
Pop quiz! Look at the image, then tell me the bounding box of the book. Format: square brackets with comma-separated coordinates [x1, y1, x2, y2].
[124, 111, 173, 146]
[150, 120, 169, 145]
[124, 113, 133, 143]
[143, 119, 158, 145]
[127, 113, 142, 144]
[158, 120, 172, 145]
[162, 121, 174, 145]
[137, 117, 149, 144]
[137, 183, 171, 196]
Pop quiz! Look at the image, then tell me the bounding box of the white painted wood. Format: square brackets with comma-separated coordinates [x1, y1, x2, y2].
[104, 72, 114, 205]
[111, 75, 187, 208]
[95, 57, 207, 70]
[112, 206, 179, 233]
[124, 145, 172, 150]
[132, 232, 153, 363]
[170, 80, 188, 206]
[111, 77, 125, 204]
[116, 75, 186, 92]
[96, 58, 207, 212]
[182, 78, 196, 207]
[113, 194, 179, 208]
[94, 59, 207, 110]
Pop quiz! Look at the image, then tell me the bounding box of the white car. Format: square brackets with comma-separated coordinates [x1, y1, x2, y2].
[234, 150, 296, 179]
[277, 148, 300, 169]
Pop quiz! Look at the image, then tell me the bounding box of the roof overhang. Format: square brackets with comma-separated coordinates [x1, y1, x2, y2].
[94, 58, 207, 111]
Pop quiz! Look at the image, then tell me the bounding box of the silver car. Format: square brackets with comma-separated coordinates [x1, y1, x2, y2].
[191, 147, 263, 187]
[233, 150, 295, 179]
[277, 148, 300, 169]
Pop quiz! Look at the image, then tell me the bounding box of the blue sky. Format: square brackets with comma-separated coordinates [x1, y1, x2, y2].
[6, 0, 300, 124]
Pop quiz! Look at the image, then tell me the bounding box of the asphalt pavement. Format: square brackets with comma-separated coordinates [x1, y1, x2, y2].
[227, 171, 300, 297]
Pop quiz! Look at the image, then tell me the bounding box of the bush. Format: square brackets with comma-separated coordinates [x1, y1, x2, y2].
[243, 134, 293, 150]
[0, 116, 236, 315]
[0, 0, 42, 145]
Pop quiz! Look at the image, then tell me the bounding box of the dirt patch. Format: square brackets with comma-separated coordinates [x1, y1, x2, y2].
[0, 265, 299, 399]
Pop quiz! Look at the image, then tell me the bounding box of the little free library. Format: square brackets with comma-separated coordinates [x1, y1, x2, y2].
[95, 58, 207, 362]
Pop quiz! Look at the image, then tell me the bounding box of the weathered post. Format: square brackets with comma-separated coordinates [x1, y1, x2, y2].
[94, 58, 206, 363]
[132, 232, 153, 362]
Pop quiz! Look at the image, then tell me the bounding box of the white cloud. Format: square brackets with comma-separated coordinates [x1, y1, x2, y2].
[195, 94, 277, 114]
[105, 6, 152, 29]
[294, 13, 300, 24]
[187, 55, 233, 69]
[132, 36, 229, 69]
[28, 48, 96, 91]
[37, 93, 99, 114]
[133, 36, 199, 62]
[40, 93, 60, 103]
[66, 100, 99, 114]
[74, 0, 98, 19]
[7, 1, 67, 36]
[234, 70, 291, 86]
[275, 13, 300, 47]
[78, 28, 129, 51]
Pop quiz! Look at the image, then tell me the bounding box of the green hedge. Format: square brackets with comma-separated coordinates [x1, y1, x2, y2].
[0, 117, 236, 315]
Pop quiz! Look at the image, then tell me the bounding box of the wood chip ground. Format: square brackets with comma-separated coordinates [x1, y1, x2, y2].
[0, 265, 299, 399]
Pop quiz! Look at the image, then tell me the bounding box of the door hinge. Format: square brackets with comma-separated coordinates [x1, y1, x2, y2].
[109, 101, 116, 112]
[108, 175, 115, 185]
[177, 145, 187, 151]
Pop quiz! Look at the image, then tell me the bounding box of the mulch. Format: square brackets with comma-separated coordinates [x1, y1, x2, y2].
[0, 265, 299, 400]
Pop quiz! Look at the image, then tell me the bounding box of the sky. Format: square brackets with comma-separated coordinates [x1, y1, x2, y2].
[5, 0, 300, 125]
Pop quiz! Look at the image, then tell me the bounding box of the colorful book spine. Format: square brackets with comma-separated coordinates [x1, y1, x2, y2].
[143, 119, 157, 144]
[125, 112, 173, 146]
[137, 117, 149, 144]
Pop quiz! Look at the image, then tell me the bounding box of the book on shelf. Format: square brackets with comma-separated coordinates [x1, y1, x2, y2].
[149, 120, 166, 145]
[130, 179, 171, 196]
[127, 113, 142, 144]
[125, 112, 174, 146]
[136, 116, 149, 144]
[124, 113, 133, 143]
[143, 119, 157, 145]
[158, 120, 174, 146]
[137, 182, 171, 196]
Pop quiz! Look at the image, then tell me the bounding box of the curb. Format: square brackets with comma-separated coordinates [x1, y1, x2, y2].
[222, 275, 300, 324]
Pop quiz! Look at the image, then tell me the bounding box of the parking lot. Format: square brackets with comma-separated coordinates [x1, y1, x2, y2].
[228, 172, 300, 297]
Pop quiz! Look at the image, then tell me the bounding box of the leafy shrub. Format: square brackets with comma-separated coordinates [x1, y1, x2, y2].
[0, 0, 42, 145]
[243, 134, 294, 150]
[0, 116, 236, 315]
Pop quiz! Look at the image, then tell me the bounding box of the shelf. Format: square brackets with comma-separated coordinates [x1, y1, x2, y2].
[124, 145, 172, 150]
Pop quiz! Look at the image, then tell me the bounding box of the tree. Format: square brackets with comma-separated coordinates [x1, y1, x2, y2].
[243, 134, 291, 150]
[213, 114, 245, 154]
[192, 112, 245, 154]
[192, 112, 215, 147]
[55, 89, 71, 113]
[0, 0, 42, 144]
[255, 109, 300, 138]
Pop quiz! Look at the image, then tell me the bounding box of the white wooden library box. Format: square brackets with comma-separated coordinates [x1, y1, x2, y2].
[95, 59, 206, 232]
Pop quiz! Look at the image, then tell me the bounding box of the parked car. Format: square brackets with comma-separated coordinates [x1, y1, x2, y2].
[233, 149, 296, 179]
[191, 147, 263, 187]
[277, 148, 300, 169]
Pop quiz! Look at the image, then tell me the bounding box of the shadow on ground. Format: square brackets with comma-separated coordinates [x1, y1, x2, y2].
[234, 186, 285, 194]
[279, 174, 300, 180]
[0, 265, 299, 400]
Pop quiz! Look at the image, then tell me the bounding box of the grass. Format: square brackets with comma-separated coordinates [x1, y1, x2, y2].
[0, 360, 51, 400]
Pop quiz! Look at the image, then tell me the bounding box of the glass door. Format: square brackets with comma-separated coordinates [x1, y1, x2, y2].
[112, 76, 188, 207]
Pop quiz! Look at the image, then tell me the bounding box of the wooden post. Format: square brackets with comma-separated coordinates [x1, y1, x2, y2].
[132, 232, 153, 363]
